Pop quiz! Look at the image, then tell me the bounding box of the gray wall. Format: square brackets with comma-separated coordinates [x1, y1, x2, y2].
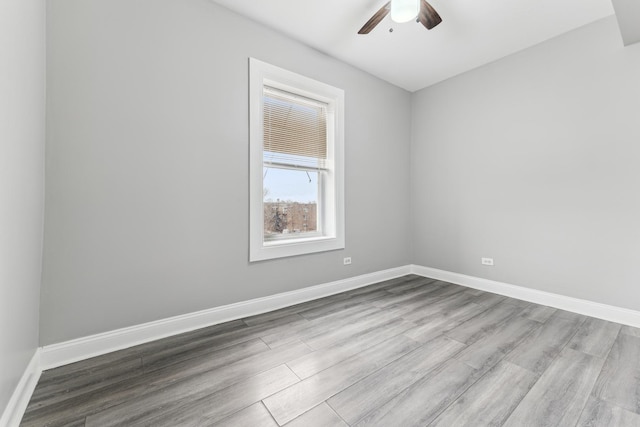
[411, 16, 640, 311]
[42, 0, 412, 344]
[0, 0, 45, 415]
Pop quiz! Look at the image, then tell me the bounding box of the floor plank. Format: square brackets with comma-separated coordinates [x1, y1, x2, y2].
[429, 360, 537, 427]
[262, 335, 419, 425]
[453, 314, 539, 373]
[138, 313, 309, 364]
[212, 402, 278, 427]
[141, 336, 269, 374]
[383, 283, 468, 319]
[462, 290, 506, 308]
[132, 365, 299, 426]
[82, 341, 311, 427]
[503, 347, 605, 427]
[592, 332, 640, 414]
[284, 403, 347, 427]
[400, 290, 482, 324]
[445, 302, 520, 345]
[352, 358, 479, 427]
[27, 356, 144, 409]
[504, 311, 586, 374]
[369, 282, 447, 309]
[296, 290, 389, 320]
[568, 317, 621, 358]
[515, 301, 557, 323]
[327, 335, 466, 425]
[260, 304, 379, 349]
[286, 318, 415, 379]
[621, 325, 640, 338]
[300, 309, 401, 350]
[21, 337, 275, 427]
[403, 301, 488, 344]
[576, 396, 640, 427]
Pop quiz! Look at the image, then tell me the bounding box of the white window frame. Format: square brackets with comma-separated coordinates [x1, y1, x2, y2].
[249, 58, 345, 262]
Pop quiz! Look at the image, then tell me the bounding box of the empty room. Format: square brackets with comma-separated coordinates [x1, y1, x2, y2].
[2, 0, 640, 425]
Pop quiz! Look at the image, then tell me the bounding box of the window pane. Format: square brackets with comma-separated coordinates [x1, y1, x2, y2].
[263, 167, 318, 240]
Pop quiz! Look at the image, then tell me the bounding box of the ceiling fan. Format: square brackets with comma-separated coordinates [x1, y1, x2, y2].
[358, 0, 442, 34]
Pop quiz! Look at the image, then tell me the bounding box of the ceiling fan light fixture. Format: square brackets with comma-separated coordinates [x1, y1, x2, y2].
[390, 0, 419, 23]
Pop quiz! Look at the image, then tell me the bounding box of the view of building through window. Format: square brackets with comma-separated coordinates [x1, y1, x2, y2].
[263, 201, 318, 237]
[263, 167, 318, 239]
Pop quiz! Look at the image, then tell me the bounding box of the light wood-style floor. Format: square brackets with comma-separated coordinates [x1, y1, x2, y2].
[22, 275, 640, 426]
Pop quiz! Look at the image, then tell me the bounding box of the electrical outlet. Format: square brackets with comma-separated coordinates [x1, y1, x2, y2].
[343, 257, 352, 265]
[481, 257, 494, 266]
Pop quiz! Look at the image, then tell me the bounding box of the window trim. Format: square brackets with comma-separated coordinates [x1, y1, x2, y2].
[249, 58, 345, 262]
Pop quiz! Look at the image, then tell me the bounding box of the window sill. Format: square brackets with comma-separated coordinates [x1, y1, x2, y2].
[250, 235, 344, 262]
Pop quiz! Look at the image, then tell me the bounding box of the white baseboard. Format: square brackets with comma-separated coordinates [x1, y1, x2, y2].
[41, 265, 411, 370]
[0, 350, 41, 427]
[411, 265, 640, 329]
[38, 263, 640, 372]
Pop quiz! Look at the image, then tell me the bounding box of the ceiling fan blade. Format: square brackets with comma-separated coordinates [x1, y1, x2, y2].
[418, 0, 442, 30]
[358, 2, 391, 34]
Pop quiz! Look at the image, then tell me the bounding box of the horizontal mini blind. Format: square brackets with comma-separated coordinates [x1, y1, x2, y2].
[263, 86, 328, 169]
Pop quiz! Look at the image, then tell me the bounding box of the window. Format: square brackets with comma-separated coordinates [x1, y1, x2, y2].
[249, 58, 344, 261]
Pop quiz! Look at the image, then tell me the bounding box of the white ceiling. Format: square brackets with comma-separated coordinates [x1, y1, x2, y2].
[211, 0, 615, 92]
